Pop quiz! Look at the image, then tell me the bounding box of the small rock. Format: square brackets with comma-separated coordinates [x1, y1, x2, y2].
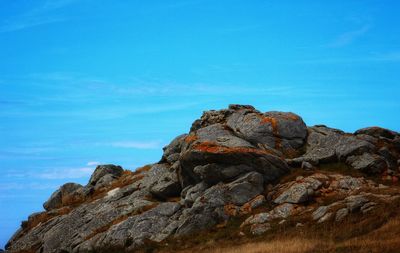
[250, 223, 271, 235]
[361, 202, 377, 213]
[336, 176, 363, 190]
[278, 219, 286, 224]
[301, 161, 313, 170]
[242, 213, 272, 227]
[249, 195, 266, 209]
[274, 183, 311, 204]
[378, 184, 389, 189]
[273, 203, 295, 218]
[345, 195, 369, 212]
[318, 212, 332, 223]
[304, 176, 323, 190]
[335, 208, 349, 222]
[296, 222, 304, 227]
[312, 206, 328, 221]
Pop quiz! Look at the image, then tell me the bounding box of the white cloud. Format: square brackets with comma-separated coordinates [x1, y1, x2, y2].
[111, 141, 162, 149]
[328, 25, 370, 47]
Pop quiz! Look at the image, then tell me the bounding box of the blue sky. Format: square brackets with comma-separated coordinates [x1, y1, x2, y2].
[1, 0, 400, 248]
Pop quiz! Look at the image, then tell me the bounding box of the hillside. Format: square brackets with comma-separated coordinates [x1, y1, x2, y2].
[5, 105, 400, 253]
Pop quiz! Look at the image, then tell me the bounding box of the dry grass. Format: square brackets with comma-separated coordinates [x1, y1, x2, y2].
[207, 238, 324, 253]
[206, 217, 400, 253]
[336, 215, 400, 253]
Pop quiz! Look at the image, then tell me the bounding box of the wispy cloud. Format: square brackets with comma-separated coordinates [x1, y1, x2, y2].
[37, 166, 94, 179]
[87, 161, 100, 166]
[0, 182, 59, 190]
[297, 51, 400, 65]
[4, 162, 98, 180]
[0, 0, 78, 33]
[110, 140, 162, 149]
[328, 25, 371, 47]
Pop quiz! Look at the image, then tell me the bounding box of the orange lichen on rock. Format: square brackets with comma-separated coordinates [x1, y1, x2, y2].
[193, 141, 272, 155]
[185, 134, 198, 143]
[239, 202, 252, 215]
[224, 203, 240, 217]
[260, 116, 282, 149]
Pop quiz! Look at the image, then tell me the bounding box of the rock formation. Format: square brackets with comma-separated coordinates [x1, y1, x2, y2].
[5, 105, 400, 253]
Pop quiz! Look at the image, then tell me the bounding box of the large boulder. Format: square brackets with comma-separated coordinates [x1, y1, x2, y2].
[355, 127, 399, 140]
[226, 109, 307, 155]
[290, 125, 393, 175]
[179, 141, 289, 187]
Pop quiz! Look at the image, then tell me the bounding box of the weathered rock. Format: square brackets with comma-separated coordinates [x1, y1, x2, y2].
[274, 183, 313, 204]
[346, 153, 386, 174]
[250, 223, 271, 235]
[179, 140, 289, 187]
[318, 212, 333, 223]
[175, 172, 264, 236]
[361, 202, 377, 213]
[301, 161, 314, 170]
[162, 134, 188, 163]
[300, 126, 375, 165]
[225, 172, 264, 205]
[226, 109, 307, 154]
[88, 164, 123, 188]
[335, 208, 349, 222]
[148, 164, 181, 199]
[345, 195, 369, 212]
[242, 212, 272, 226]
[195, 123, 254, 148]
[312, 206, 329, 221]
[43, 183, 83, 210]
[247, 195, 266, 210]
[272, 203, 296, 218]
[355, 127, 399, 140]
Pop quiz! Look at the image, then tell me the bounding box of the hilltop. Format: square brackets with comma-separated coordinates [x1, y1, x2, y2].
[5, 105, 400, 253]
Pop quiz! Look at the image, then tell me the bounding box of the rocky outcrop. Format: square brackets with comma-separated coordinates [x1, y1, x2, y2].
[5, 105, 400, 253]
[288, 125, 400, 177]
